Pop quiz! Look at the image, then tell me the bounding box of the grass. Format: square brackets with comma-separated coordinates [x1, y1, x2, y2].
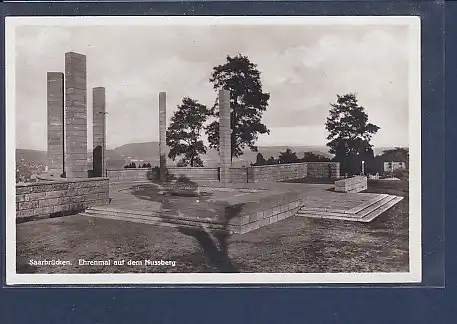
[16, 180, 409, 274]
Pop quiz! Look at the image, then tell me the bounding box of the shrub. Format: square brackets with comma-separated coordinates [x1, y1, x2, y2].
[392, 169, 409, 180]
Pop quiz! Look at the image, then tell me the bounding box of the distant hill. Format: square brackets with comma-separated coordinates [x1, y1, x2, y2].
[15, 144, 402, 171]
[110, 142, 333, 167]
[87, 149, 127, 169]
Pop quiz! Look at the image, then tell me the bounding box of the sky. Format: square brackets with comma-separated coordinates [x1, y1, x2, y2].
[14, 21, 412, 151]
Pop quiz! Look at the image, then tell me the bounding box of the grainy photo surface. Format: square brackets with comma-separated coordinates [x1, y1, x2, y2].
[6, 16, 421, 285]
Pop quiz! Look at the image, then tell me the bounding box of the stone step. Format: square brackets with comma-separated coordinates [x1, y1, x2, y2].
[296, 206, 349, 214]
[301, 194, 390, 215]
[84, 209, 224, 228]
[88, 206, 225, 225]
[296, 195, 404, 223]
[82, 208, 227, 230]
[358, 196, 404, 222]
[297, 195, 396, 218]
[297, 212, 369, 222]
[347, 194, 389, 214]
[356, 195, 397, 218]
[80, 211, 166, 226]
[296, 209, 361, 219]
[80, 211, 229, 232]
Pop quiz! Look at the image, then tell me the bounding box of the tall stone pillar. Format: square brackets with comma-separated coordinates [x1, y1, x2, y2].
[159, 92, 167, 182]
[46, 72, 65, 176]
[219, 89, 231, 184]
[65, 52, 87, 178]
[92, 87, 106, 177]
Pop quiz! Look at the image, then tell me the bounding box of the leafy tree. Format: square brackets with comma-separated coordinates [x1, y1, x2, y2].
[325, 93, 380, 175]
[254, 152, 267, 166]
[124, 162, 137, 169]
[300, 152, 331, 162]
[205, 54, 270, 161]
[278, 149, 299, 164]
[166, 97, 210, 167]
[379, 147, 409, 164]
[266, 156, 277, 165]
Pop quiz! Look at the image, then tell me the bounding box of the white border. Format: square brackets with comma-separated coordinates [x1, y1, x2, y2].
[5, 16, 422, 285]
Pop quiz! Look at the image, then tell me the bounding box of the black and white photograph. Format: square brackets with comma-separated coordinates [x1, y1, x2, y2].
[6, 16, 421, 285]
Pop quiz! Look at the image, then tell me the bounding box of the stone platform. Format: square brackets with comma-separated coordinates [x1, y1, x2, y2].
[296, 193, 403, 222]
[334, 175, 368, 193]
[79, 181, 404, 233]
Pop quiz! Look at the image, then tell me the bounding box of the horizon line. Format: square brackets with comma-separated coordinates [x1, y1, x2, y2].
[16, 143, 409, 152]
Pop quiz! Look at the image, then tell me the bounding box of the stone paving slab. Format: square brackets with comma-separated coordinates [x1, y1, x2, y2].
[104, 181, 379, 220]
[108, 181, 376, 212]
[82, 180, 404, 231]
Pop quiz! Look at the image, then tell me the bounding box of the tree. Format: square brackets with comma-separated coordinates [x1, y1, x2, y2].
[124, 162, 137, 169]
[205, 54, 271, 161]
[379, 147, 409, 164]
[266, 156, 277, 165]
[254, 152, 267, 166]
[325, 93, 380, 175]
[300, 152, 331, 162]
[278, 149, 299, 164]
[166, 97, 210, 167]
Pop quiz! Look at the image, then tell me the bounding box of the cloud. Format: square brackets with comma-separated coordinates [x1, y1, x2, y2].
[13, 23, 411, 150]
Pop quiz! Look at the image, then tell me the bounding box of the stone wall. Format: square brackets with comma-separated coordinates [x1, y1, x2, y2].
[106, 162, 340, 183]
[306, 162, 340, 179]
[168, 167, 219, 181]
[248, 163, 308, 183]
[106, 169, 154, 182]
[16, 178, 109, 221]
[107, 167, 220, 182]
[229, 167, 253, 183]
[226, 189, 303, 234]
[334, 176, 367, 193]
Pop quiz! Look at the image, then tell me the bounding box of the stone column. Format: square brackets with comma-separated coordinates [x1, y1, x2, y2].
[46, 72, 65, 177]
[219, 89, 231, 184]
[92, 87, 106, 177]
[65, 52, 87, 178]
[159, 92, 167, 182]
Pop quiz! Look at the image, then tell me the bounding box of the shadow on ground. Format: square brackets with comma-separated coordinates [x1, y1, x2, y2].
[177, 203, 244, 273]
[16, 179, 409, 274]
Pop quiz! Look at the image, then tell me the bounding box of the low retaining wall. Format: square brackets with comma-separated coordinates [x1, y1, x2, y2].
[305, 162, 340, 179]
[335, 176, 367, 193]
[16, 177, 109, 221]
[107, 169, 153, 182]
[247, 162, 339, 183]
[248, 163, 308, 183]
[107, 168, 219, 182]
[224, 187, 304, 234]
[230, 167, 253, 183]
[106, 162, 340, 184]
[168, 167, 219, 181]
